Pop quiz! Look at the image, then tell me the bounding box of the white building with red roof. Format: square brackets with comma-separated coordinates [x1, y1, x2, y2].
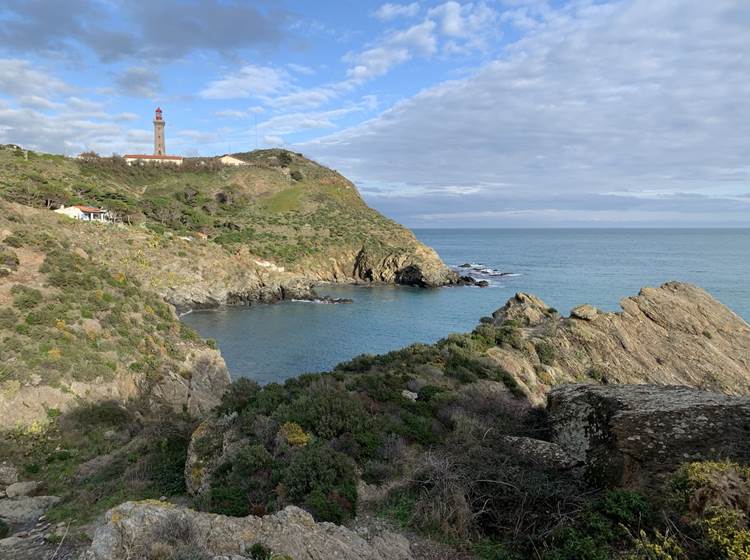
[55, 205, 110, 222]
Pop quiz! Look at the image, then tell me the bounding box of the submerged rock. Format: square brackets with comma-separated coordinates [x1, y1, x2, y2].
[83, 502, 412, 560]
[548, 384, 750, 489]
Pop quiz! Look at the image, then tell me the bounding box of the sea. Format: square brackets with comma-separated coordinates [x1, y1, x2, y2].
[181, 229, 750, 383]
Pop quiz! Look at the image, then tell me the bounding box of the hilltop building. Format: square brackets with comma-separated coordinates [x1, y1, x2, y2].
[124, 107, 183, 166]
[55, 204, 109, 222]
[218, 155, 248, 166]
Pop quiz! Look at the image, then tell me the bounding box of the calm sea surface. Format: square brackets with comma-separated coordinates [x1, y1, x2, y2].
[181, 229, 750, 383]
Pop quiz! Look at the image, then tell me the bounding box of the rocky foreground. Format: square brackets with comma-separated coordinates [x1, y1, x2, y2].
[76, 383, 750, 559]
[1, 282, 749, 559]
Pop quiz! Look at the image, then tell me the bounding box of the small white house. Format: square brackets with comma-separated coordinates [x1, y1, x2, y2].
[218, 155, 248, 166]
[55, 205, 109, 222]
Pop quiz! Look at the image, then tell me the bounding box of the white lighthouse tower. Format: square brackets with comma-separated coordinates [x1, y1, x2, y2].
[153, 107, 166, 156]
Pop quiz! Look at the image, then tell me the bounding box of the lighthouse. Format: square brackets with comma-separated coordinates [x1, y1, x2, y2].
[153, 107, 166, 156]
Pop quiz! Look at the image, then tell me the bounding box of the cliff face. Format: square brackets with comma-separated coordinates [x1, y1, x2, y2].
[486, 282, 750, 401]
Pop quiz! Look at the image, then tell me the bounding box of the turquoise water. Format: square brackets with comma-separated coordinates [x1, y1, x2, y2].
[181, 229, 750, 383]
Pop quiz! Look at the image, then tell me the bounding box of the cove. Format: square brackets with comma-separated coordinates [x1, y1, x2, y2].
[181, 228, 750, 383]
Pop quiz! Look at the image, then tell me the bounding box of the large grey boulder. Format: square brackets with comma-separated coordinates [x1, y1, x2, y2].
[548, 384, 750, 489]
[83, 501, 412, 560]
[0, 495, 60, 524]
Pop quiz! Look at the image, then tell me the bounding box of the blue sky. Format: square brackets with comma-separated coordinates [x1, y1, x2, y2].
[0, 0, 748, 227]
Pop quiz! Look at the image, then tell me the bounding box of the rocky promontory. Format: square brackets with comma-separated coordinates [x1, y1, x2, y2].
[485, 281, 750, 400]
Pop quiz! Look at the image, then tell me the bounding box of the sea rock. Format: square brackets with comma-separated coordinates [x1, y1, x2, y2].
[353, 246, 457, 288]
[4, 481, 39, 499]
[0, 496, 60, 524]
[548, 384, 750, 489]
[83, 502, 412, 560]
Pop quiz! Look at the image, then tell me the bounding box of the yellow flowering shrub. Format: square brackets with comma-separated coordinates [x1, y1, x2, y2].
[279, 422, 310, 447]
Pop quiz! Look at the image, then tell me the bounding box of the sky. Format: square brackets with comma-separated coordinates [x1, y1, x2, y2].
[0, 1, 748, 227]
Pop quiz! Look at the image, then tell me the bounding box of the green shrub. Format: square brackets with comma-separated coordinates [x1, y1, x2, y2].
[535, 341, 556, 365]
[282, 443, 357, 523]
[11, 284, 43, 309]
[0, 246, 20, 270]
[0, 307, 18, 329]
[288, 379, 367, 440]
[290, 170, 303, 182]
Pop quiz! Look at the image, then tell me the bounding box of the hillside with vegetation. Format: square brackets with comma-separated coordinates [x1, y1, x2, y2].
[0, 145, 456, 293]
[2, 281, 749, 560]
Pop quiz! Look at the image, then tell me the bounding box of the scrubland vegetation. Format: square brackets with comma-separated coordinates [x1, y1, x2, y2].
[189, 320, 750, 559]
[0, 146, 418, 269]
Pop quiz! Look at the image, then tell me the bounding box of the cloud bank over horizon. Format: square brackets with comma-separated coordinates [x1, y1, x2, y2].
[0, 1, 748, 226]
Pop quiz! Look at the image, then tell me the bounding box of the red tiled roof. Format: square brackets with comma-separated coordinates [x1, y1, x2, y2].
[73, 205, 106, 213]
[124, 154, 183, 160]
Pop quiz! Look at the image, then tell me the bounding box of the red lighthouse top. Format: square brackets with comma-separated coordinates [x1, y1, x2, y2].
[154, 107, 163, 121]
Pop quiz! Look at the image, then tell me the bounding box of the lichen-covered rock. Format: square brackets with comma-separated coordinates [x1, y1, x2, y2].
[83, 501, 412, 560]
[548, 384, 750, 490]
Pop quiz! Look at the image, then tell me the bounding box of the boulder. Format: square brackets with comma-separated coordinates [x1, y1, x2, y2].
[492, 292, 551, 327]
[0, 462, 18, 490]
[548, 384, 750, 489]
[0, 496, 60, 524]
[4, 481, 39, 499]
[83, 501, 412, 560]
[570, 304, 598, 320]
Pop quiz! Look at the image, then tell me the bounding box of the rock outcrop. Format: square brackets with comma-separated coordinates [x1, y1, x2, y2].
[548, 384, 750, 489]
[83, 501, 412, 560]
[0, 343, 230, 431]
[487, 282, 750, 399]
[351, 245, 458, 288]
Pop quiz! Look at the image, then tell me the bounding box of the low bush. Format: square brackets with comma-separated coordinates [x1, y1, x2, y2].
[282, 443, 357, 523]
[0, 246, 19, 270]
[11, 284, 43, 309]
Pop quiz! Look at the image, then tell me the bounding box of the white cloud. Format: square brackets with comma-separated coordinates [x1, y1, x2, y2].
[345, 20, 437, 82]
[263, 135, 284, 146]
[18, 95, 62, 110]
[374, 3, 420, 21]
[304, 0, 750, 226]
[200, 64, 288, 99]
[0, 59, 70, 98]
[214, 106, 265, 119]
[287, 63, 316, 75]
